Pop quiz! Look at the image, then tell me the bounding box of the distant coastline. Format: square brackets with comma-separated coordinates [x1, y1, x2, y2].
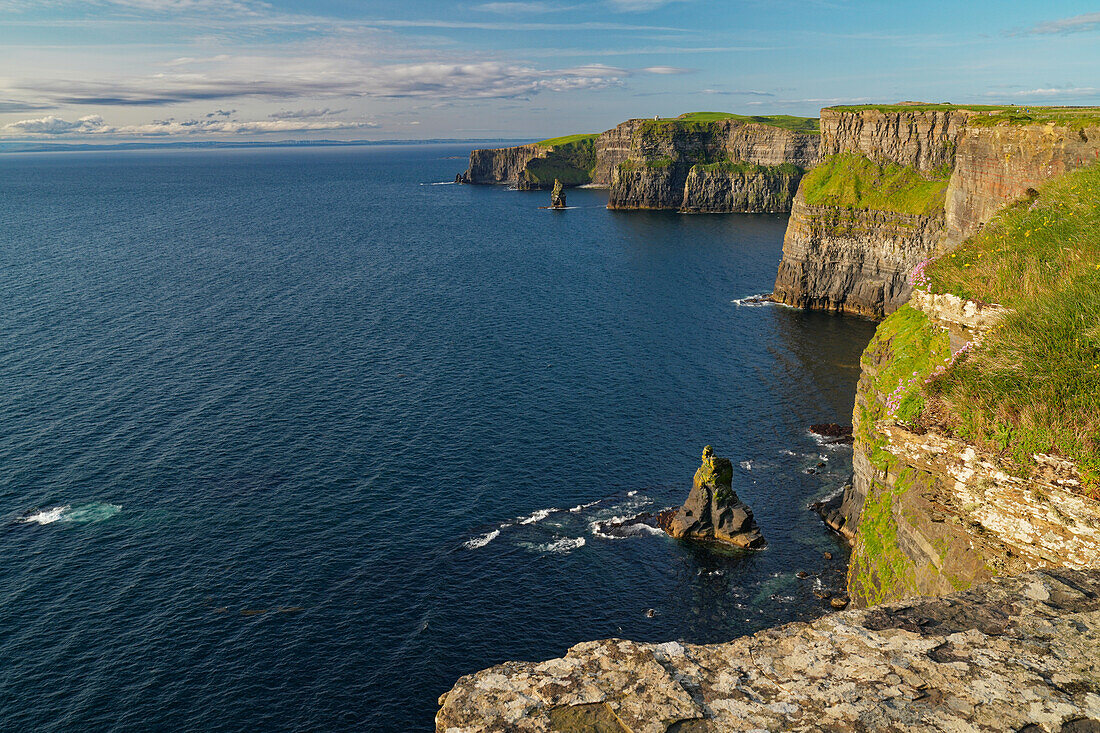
[0, 138, 534, 155]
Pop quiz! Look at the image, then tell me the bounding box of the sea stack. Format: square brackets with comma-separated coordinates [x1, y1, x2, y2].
[550, 178, 566, 209]
[665, 446, 765, 549]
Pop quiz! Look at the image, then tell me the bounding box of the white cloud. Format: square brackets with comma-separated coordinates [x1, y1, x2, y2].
[474, 2, 562, 12]
[11, 57, 628, 106]
[269, 107, 346, 119]
[1, 114, 379, 137]
[606, 0, 689, 11]
[4, 114, 108, 134]
[1024, 12, 1100, 35]
[641, 66, 693, 75]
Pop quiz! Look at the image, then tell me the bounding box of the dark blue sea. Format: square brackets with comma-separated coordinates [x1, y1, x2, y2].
[0, 145, 876, 731]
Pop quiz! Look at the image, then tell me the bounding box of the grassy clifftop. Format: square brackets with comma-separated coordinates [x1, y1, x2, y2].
[827, 103, 1100, 129]
[920, 163, 1100, 486]
[800, 153, 950, 216]
[641, 112, 819, 134]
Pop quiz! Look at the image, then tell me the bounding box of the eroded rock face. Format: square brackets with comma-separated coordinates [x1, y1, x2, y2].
[819, 108, 969, 172]
[463, 144, 545, 185]
[550, 179, 566, 209]
[606, 119, 819, 212]
[436, 569, 1100, 733]
[772, 192, 944, 317]
[943, 123, 1100, 249]
[664, 446, 764, 549]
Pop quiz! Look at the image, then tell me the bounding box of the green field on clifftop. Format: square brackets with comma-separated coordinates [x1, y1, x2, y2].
[800, 153, 950, 216]
[828, 103, 1100, 128]
[923, 163, 1100, 487]
[643, 112, 819, 133]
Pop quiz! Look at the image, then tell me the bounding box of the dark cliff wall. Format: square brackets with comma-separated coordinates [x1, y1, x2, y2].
[606, 118, 819, 212]
[460, 115, 819, 211]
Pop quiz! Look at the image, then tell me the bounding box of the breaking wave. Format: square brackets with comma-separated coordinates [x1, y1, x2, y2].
[463, 529, 500, 550]
[21, 502, 122, 526]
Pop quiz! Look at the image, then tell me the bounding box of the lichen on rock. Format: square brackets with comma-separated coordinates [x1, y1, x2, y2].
[663, 446, 765, 549]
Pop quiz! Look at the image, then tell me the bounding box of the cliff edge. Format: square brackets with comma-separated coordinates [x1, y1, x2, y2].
[437, 568, 1100, 732]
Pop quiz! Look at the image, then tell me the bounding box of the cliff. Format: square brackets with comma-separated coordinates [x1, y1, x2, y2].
[437, 568, 1100, 732]
[459, 112, 820, 211]
[605, 114, 819, 212]
[839, 158, 1100, 607]
[773, 105, 1100, 317]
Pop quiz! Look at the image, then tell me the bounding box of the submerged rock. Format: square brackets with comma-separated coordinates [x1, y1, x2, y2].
[550, 178, 567, 208]
[664, 446, 765, 549]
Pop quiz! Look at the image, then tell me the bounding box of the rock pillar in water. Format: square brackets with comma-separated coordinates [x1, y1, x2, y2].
[551, 178, 566, 209]
[665, 446, 765, 548]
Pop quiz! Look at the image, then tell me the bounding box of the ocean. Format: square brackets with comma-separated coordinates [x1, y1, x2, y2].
[0, 144, 876, 731]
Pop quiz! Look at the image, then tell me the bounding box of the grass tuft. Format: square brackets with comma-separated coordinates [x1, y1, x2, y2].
[923, 163, 1100, 487]
[800, 153, 950, 217]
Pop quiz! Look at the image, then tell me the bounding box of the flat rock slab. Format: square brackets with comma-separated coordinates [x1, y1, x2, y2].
[437, 569, 1100, 732]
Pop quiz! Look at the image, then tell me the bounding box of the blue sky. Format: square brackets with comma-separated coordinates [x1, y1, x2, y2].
[2, 0, 1100, 141]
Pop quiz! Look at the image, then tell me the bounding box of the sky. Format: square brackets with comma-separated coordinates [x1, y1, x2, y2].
[2, 1, 1100, 142]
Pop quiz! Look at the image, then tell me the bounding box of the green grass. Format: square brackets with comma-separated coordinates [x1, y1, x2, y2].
[800, 153, 950, 216]
[536, 133, 598, 147]
[827, 103, 1100, 129]
[640, 112, 819, 134]
[922, 163, 1100, 487]
[523, 136, 597, 186]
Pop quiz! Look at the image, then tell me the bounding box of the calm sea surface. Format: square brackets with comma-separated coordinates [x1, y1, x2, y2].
[0, 145, 876, 731]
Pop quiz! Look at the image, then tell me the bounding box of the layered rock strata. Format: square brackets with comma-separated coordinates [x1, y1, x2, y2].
[606, 118, 818, 212]
[460, 115, 820, 211]
[437, 569, 1100, 732]
[663, 446, 764, 548]
[943, 122, 1100, 248]
[772, 191, 944, 316]
[775, 108, 1100, 317]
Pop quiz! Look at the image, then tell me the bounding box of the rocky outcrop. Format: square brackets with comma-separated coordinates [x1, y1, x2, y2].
[943, 122, 1100, 249]
[550, 179, 566, 209]
[772, 191, 944, 316]
[461, 144, 544, 185]
[437, 568, 1100, 732]
[662, 446, 764, 549]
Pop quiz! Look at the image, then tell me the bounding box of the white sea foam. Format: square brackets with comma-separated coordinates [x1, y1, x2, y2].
[21, 502, 121, 525]
[569, 500, 600, 513]
[463, 529, 500, 549]
[779, 449, 798, 457]
[731, 294, 774, 307]
[23, 505, 70, 525]
[627, 490, 638, 497]
[541, 536, 585, 553]
[517, 508, 558, 525]
[427, 181, 457, 185]
[739, 460, 753, 470]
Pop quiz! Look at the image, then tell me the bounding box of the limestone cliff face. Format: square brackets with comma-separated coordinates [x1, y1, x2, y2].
[462, 144, 544, 185]
[461, 116, 819, 211]
[943, 123, 1100, 248]
[819, 108, 968, 172]
[606, 118, 819, 212]
[840, 293, 1100, 608]
[772, 192, 943, 316]
[437, 569, 1100, 732]
[776, 110, 1100, 316]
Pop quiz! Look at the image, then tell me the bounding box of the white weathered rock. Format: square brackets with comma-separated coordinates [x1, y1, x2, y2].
[437, 570, 1100, 732]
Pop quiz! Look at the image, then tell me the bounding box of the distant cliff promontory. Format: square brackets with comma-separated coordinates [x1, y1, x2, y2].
[458, 112, 821, 213]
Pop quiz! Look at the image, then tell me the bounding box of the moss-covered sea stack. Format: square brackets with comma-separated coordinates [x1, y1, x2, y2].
[664, 445, 765, 549]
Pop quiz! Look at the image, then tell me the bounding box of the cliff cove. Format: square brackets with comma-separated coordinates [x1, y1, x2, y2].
[439, 105, 1100, 731]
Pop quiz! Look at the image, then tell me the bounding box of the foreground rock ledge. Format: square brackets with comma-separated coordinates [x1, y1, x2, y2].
[437, 569, 1100, 732]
